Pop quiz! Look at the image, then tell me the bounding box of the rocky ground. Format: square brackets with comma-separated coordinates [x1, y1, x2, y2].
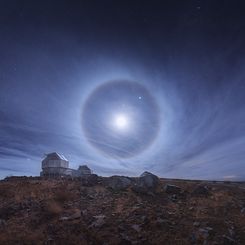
[0, 173, 244, 245]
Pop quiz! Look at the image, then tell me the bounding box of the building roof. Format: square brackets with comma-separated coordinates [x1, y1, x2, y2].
[56, 153, 68, 161]
[44, 152, 68, 161]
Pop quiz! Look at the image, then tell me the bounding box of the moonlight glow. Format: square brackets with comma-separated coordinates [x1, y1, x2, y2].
[82, 80, 160, 158]
[113, 114, 129, 131]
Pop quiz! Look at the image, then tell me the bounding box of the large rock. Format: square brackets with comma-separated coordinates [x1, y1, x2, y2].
[164, 184, 181, 194]
[132, 172, 159, 194]
[139, 171, 159, 189]
[106, 176, 132, 191]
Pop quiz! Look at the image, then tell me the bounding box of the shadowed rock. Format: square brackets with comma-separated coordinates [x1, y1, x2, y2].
[139, 171, 159, 188]
[132, 171, 159, 194]
[106, 176, 132, 191]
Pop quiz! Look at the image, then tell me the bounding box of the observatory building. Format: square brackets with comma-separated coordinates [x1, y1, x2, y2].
[40, 152, 92, 177]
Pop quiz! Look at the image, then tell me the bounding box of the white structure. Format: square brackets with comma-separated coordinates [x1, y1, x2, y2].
[41, 152, 69, 177]
[78, 165, 92, 175]
[40, 152, 92, 177]
[71, 165, 92, 177]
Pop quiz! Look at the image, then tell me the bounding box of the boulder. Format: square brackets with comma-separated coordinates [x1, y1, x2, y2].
[132, 172, 159, 194]
[139, 171, 159, 189]
[106, 176, 132, 191]
[164, 184, 181, 194]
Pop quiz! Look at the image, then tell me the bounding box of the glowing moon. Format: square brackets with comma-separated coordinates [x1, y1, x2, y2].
[81, 80, 160, 158]
[113, 114, 129, 131]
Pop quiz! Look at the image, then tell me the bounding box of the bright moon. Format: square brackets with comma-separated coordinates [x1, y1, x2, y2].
[114, 114, 129, 130]
[82, 80, 160, 157]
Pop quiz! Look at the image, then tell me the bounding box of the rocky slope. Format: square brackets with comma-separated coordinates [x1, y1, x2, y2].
[0, 174, 244, 244]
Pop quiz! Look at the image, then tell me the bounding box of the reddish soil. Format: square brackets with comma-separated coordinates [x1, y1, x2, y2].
[0, 177, 244, 244]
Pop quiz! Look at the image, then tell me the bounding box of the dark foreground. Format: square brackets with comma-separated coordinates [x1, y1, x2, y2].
[0, 176, 244, 244]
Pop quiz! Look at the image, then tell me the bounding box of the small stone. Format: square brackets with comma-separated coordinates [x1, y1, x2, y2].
[90, 215, 106, 228]
[198, 227, 213, 239]
[228, 228, 235, 237]
[223, 235, 236, 244]
[59, 210, 81, 221]
[205, 227, 213, 231]
[81, 209, 88, 216]
[190, 233, 196, 243]
[156, 218, 170, 225]
[119, 233, 132, 244]
[156, 217, 164, 223]
[68, 210, 81, 219]
[193, 221, 200, 227]
[131, 224, 141, 232]
[59, 216, 69, 221]
[198, 229, 209, 239]
[203, 240, 208, 245]
[0, 219, 6, 227]
[170, 194, 178, 201]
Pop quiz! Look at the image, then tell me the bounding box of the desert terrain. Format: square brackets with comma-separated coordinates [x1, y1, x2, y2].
[0, 174, 244, 244]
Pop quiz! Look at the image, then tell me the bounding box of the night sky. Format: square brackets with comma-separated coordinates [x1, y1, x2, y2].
[1, 1, 245, 180]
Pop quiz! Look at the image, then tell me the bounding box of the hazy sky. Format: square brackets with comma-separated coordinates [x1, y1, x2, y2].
[0, 1, 245, 180]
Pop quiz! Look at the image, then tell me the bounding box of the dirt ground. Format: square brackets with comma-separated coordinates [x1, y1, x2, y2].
[0, 176, 244, 244]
